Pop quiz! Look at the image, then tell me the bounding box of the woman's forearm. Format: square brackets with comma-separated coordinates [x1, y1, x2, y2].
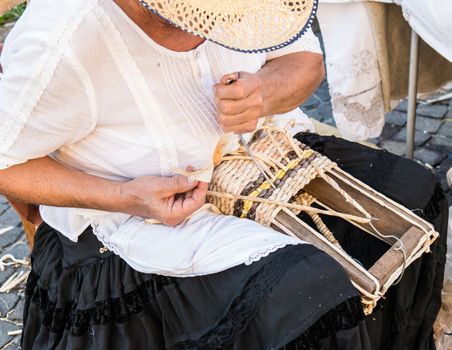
[0, 156, 123, 212]
[0, 156, 208, 225]
[258, 52, 325, 116]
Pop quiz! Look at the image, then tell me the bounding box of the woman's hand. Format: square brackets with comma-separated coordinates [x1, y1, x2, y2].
[214, 72, 265, 134]
[120, 174, 208, 226]
[213, 52, 325, 134]
[0, 157, 208, 227]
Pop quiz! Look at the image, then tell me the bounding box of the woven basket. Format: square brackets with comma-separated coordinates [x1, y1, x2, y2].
[207, 125, 438, 315]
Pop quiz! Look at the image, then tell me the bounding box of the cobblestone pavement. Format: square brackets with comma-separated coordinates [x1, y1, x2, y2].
[300, 82, 452, 205]
[0, 21, 451, 349]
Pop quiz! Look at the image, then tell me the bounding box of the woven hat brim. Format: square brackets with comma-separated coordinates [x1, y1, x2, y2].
[138, 0, 318, 53]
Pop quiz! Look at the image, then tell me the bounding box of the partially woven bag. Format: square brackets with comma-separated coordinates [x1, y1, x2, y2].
[208, 125, 371, 230]
[207, 124, 438, 314]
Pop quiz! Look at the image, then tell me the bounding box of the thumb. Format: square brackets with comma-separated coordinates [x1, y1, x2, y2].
[162, 175, 198, 195]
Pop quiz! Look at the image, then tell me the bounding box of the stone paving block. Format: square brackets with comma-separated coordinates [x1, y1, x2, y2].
[416, 104, 448, 119]
[303, 101, 333, 122]
[0, 208, 21, 228]
[367, 138, 380, 145]
[0, 293, 19, 318]
[380, 140, 405, 156]
[0, 202, 9, 216]
[8, 299, 24, 321]
[438, 121, 452, 138]
[301, 94, 320, 109]
[6, 336, 22, 349]
[380, 124, 401, 140]
[4, 242, 30, 261]
[0, 227, 23, 248]
[427, 135, 452, 152]
[0, 320, 21, 348]
[414, 148, 447, 167]
[447, 102, 452, 118]
[314, 80, 331, 102]
[415, 117, 443, 134]
[393, 128, 432, 147]
[385, 110, 406, 127]
[395, 99, 409, 112]
[0, 269, 15, 286]
[0, 197, 9, 212]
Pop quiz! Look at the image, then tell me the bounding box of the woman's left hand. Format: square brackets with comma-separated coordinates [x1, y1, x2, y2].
[213, 72, 265, 134]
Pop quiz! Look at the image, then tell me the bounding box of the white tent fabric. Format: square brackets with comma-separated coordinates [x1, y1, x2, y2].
[396, 0, 452, 62]
[317, 0, 451, 141]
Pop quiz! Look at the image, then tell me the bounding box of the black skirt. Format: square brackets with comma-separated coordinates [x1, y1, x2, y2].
[21, 133, 448, 350]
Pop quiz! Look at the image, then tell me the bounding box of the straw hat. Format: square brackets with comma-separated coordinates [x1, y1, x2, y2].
[138, 0, 318, 53]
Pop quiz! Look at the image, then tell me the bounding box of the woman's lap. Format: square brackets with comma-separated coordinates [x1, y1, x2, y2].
[23, 224, 364, 350]
[22, 133, 447, 350]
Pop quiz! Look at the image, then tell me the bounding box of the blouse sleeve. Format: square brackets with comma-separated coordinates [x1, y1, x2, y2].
[0, 12, 96, 170]
[265, 28, 323, 61]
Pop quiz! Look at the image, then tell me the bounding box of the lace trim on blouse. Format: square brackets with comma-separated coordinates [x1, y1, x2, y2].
[0, 0, 96, 155]
[245, 242, 300, 265]
[91, 221, 120, 256]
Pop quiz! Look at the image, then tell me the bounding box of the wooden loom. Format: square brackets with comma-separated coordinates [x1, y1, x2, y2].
[207, 125, 438, 315]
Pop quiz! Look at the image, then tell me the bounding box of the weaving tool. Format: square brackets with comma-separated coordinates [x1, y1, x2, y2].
[224, 77, 277, 190]
[207, 124, 438, 315]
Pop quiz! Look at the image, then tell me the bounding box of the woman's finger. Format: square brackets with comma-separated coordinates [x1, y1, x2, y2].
[218, 107, 262, 130]
[160, 175, 198, 197]
[219, 72, 240, 85]
[214, 80, 255, 100]
[215, 90, 261, 116]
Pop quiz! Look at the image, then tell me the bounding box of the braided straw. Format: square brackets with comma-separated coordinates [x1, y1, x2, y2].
[139, 0, 317, 53]
[295, 193, 345, 251]
[207, 125, 373, 229]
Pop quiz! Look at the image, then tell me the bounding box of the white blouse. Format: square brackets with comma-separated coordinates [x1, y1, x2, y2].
[0, 0, 322, 276]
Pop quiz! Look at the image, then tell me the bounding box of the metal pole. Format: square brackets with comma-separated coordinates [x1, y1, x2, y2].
[406, 30, 420, 159]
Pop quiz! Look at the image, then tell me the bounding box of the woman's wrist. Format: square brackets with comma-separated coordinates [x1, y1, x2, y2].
[108, 180, 134, 214]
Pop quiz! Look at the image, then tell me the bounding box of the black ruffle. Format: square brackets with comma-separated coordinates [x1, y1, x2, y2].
[26, 264, 176, 337]
[24, 229, 362, 350]
[24, 244, 315, 342]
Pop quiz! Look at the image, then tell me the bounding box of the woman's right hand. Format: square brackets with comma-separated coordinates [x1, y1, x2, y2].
[119, 175, 208, 226]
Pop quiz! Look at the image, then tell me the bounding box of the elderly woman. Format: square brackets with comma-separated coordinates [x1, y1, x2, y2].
[0, 0, 447, 349]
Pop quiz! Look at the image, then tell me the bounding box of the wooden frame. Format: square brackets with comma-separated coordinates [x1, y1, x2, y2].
[270, 166, 437, 314]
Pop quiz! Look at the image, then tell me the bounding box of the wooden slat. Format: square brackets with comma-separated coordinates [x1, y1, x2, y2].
[368, 226, 425, 285]
[303, 174, 413, 242]
[273, 210, 378, 294]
